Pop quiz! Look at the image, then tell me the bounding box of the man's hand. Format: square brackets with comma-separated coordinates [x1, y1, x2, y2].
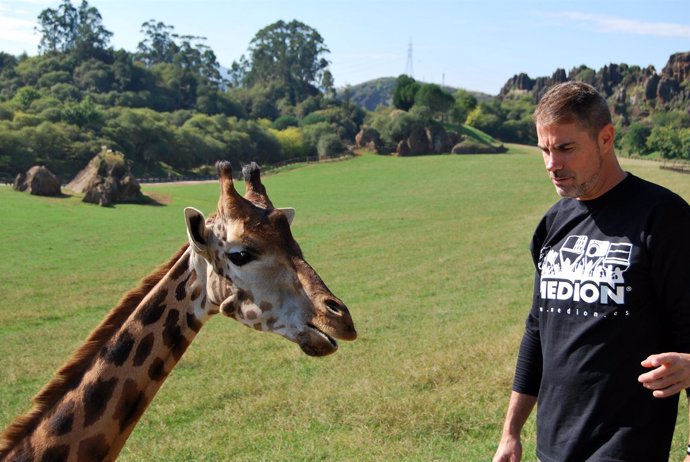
[492, 435, 522, 462]
[639, 352, 690, 398]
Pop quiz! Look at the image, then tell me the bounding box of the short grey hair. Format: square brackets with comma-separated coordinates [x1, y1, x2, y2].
[534, 81, 612, 137]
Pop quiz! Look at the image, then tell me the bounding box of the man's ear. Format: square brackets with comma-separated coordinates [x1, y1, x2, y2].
[184, 207, 209, 254]
[599, 123, 615, 151]
[278, 207, 295, 225]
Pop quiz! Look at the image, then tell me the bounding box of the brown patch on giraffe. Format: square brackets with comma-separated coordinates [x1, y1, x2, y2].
[113, 379, 148, 433]
[77, 433, 110, 462]
[175, 272, 192, 301]
[133, 333, 154, 367]
[148, 358, 167, 381]
[100, 329, 135, 366]
[190, 286, 202, 301]
[0, 245, 188, 458]
[40, 443, 70, 462]
[162, 309, 190, 361]
[47, 401, 74, 437]
[266, 317, 278, 330]
[83, 377, 118, 427]
[186, 312, 202, 333]
[237, 288, 254, 303]
[6, 439, 35, 461]
[136, 288, 168, 326]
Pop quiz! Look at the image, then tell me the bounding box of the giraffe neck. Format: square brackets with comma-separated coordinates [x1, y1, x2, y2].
[1, 247, 219, 462]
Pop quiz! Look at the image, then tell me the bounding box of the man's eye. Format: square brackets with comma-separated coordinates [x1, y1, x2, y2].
[227, 251, 255, 266]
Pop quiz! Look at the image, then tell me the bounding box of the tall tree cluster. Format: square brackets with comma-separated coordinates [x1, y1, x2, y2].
[0, 2, 361, 180]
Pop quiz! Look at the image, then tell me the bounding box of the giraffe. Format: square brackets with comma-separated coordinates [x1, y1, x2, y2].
[0, 161, 356, 461]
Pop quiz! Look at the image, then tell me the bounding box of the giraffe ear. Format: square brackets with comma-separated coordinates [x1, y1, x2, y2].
[184, 207, 209, 254]
[278, 207, 295, 225]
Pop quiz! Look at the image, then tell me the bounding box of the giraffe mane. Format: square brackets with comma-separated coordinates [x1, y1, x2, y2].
[0, 243, 190, 456]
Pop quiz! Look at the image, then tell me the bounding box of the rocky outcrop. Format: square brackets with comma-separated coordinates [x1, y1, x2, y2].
[13, 166, 61, 196]
[393, 124, 463, 156]
[355, 126, 383, 153]
[66, 149, 143, 207]
[499, 51, 690, 111]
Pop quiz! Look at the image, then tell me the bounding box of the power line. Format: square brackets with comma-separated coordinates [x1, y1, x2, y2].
[405, 38, 414, 78]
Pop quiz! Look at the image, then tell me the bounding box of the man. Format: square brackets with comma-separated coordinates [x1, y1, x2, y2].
[493, 81, 690, 462]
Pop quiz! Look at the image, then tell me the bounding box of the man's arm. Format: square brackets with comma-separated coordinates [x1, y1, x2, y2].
[493, 391, 537, 462]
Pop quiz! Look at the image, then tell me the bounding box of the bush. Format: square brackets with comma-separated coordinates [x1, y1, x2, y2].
[317, 133, 344, 158]
[271, 114, 299, 130]
[270, 127, 307, 159]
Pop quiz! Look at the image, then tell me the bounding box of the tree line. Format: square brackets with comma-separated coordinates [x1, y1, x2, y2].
[2, 0, 685, 182]
[0, 0, 364, 180]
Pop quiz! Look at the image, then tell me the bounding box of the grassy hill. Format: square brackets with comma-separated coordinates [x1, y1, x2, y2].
[2, 151, 689, 460]
[339, 76, 494, 111]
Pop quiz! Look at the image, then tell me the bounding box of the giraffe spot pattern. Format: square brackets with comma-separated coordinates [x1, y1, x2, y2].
[77, 433, 110, 462]
[190, 286, 202, 301]
[136, 288, 168, 326]
[113, 379, 147, 433]
[133, 333, 154, 367]
[186, 312, 201, 333]
[8, 440, 35, 462]
[48, 403, 74, 436]
[148, 357, 167, 381]
[83, 377, 118, 427]
[163, 309, 189, 361]
[100, 329, 135, 366]
[40, 444, 69, 462]
[175, 273, 191, 301]
[169, 253, 190, 281]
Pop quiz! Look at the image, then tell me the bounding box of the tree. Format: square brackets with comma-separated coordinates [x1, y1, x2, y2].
[451, 89, 477, 125]
[392, 74, 420, 111]
[236, 20, 331, 105]
[414, 83, 454, 120]
[36, 0, 112, 59]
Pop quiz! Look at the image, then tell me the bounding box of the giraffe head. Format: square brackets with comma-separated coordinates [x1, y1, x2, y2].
[184, 161, 356, 356]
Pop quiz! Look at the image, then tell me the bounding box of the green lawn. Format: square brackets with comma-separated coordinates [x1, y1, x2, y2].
[1, 149, 689, 461]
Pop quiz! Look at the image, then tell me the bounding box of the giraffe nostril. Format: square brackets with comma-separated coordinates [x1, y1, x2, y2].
[324, 299, 344, 316]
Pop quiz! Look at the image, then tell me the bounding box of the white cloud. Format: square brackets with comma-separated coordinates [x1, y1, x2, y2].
[555, 11, 690, 38]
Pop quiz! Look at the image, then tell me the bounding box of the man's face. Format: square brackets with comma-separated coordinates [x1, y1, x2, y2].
[536, 121, 610, 200]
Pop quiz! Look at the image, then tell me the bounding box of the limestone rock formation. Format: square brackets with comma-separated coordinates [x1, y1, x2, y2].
[66, 149, 143, 206]
[12, 166, 61, 196]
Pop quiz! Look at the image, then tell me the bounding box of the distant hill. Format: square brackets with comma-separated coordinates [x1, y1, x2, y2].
[338, 77, 493, 111]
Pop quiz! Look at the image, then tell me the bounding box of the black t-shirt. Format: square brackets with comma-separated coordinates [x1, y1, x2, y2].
[513, 173, 690, 462]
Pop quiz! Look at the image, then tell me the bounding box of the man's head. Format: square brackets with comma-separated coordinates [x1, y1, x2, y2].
[534, 81, 612, 139]
[535, 81, 624, 201]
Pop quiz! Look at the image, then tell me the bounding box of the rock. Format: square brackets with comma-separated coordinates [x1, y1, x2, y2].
[355, 126, 383, 153]
[66, 149, 143, 206]
[13, 166, 61, 196]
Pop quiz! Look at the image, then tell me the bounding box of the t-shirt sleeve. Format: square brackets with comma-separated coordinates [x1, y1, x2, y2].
[512, 272, 542, 397]
[648, 195, 690, 353]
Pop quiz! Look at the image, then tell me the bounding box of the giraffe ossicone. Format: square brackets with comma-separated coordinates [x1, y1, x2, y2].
[0, 161, 356, 461]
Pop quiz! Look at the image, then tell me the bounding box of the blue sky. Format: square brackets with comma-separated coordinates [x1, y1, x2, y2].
[1, 0, 689, 95]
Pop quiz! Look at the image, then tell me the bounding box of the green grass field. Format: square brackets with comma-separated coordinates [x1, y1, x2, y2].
[1, 149, 690, 461]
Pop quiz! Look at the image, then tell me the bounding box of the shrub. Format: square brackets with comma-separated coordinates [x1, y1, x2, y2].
[270, 127, 307, 159]
[271, 114, 299, 130]
[317, 133, 344, 158]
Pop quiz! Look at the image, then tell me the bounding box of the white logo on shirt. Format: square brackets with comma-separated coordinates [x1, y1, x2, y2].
[539, 235, 632, 305]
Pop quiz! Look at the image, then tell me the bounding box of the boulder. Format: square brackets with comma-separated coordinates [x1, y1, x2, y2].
[355, 126, 383, 153]
[13, 166, 61, 196]
[66, 149, 143, 206]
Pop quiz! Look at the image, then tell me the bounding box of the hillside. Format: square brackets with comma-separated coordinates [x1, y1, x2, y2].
[339, 76, 493, 111]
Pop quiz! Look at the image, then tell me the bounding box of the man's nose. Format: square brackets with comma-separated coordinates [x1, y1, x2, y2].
[544, 152, 561, 172]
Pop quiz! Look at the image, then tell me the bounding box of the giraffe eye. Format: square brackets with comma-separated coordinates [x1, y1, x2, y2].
[227, 250, 255, 266]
